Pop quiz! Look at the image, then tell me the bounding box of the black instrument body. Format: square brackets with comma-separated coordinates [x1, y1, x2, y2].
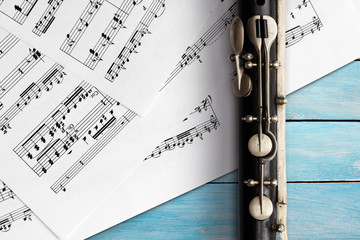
[237, 1, 278, 239]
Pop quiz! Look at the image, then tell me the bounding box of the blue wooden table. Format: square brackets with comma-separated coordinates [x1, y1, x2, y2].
[88, 61, 360, 240]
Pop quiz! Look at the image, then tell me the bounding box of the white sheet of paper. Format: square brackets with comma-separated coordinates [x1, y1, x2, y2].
[286, 0, 360, 94]
[0, 0, 225, 115]
[350, 0, 360, 24]
[0, 180, 58, 240]
[69, 2, 240, 238]
[0, 0, 237, 239]
[70, 79, 239, 240]
[0, 25, 192, 239]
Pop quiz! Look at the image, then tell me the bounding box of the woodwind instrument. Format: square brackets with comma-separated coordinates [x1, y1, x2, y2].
[229, 1, 287, 239]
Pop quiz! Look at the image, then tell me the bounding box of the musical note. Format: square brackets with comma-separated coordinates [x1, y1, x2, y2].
[32, 0, 65, 36]
[0, 33, 20, 60]
[286, 0, 323, 48]
[0, 218, 11, 232]
[0, 48, 43, 100]
[285, 25, 304, 47]
[50, 109, 137, 194]
[105, 0, 166, 82]
[60, 0, 105, 54]
[160, 2, 236, 91]
[192, 96, 212, 114]
[12, 0, 38, 24]
[83, 0, 141, 70]
[0, 182, 15, 203]
[13, 81, 133, 177]
[0, 206, 32, 232]
[22, 209, 32, 221]
[14, 83, 92, 176]
[144, 96, 219, 161]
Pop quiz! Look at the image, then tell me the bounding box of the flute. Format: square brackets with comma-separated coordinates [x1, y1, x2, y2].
[229, 1, 287, 239]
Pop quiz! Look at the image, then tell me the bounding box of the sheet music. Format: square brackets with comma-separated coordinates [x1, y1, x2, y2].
[144, 96, 220, 161]
[160, 2, 236, 91]
[70, 65, 239, 240]
[69, 2, 239, 238]
[286, 0, 323, 48]
[0, 79, 236, 240]
[0, 0, 38, 25]
[286, 0, 360, 94]
[0, 180, 58, 240]
[0, 25, 187, 239]
[0, 0, 236, 238]
[0, 0, 226, 115]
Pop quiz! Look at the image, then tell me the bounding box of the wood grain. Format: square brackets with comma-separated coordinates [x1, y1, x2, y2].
[287, 61, 360, 120]
[287, 183, 360, 239]
[87, 184, 238, 240]
[287, 122, 360, 182]
[87, 182, 360, 240]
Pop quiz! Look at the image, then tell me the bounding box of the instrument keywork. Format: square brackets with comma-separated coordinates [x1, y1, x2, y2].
[230, 1, 287, 239]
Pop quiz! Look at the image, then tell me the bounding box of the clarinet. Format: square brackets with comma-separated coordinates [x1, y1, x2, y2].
[229, 1, 287, 239]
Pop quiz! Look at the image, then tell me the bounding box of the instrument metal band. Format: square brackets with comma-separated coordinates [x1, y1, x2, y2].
[276, 0, 288, 239]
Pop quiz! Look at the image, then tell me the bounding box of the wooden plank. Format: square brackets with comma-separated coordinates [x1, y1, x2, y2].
[87, 182, 360, 240]
[214, 121, 360, 183]
[87, 184, 238, 240]
[286, 61, 360, 120]
[287, 122, 360, 182]
[287, 183, 360, 239]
